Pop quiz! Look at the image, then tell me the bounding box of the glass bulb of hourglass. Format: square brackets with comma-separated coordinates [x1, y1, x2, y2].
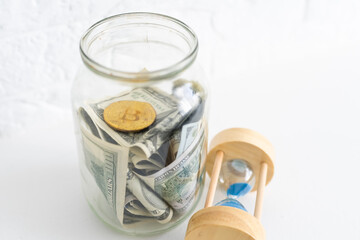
[219, 159, 254, 191]
[215, 159, 255, 211]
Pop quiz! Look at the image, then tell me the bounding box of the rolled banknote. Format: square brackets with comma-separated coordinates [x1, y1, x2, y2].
[176, 121, 202, 158]
[122, 190, 160, 226]
[124, 191, 154, 217]
[172, 79, 206, 125]
[126, 168, 173, 224]
[129, 148, 160, 171]
[168, 129, 181, 163]
[131, 120, 202, 180]
[129, 143, 169, 173]
[134, 123, 205, 214]
[172, 79, 204, 113]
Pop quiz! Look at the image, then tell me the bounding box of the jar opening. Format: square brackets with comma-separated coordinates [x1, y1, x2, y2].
[80, 12, 198, 82]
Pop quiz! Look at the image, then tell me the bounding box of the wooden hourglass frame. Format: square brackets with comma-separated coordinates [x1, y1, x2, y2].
[185, 128, 275, 240]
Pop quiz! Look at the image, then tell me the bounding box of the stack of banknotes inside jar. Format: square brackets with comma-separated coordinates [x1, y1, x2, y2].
[77, 79, 207, 227]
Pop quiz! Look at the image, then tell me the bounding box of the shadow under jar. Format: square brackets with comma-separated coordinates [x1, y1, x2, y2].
[71, 13, 209, 235]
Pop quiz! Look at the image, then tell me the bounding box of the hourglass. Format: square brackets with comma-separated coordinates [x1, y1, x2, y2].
[185, 128, 275, 240]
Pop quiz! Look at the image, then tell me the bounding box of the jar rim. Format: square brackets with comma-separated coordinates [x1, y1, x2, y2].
[79, 12, 199, 82]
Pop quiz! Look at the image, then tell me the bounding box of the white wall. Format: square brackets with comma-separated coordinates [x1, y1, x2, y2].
[2, 0, 359, 138]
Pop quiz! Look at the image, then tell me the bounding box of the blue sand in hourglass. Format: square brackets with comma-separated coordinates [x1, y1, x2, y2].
[215, 182, 252, 212]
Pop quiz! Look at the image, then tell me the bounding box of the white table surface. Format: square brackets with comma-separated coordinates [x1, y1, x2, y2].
[1, 0, 360, 239]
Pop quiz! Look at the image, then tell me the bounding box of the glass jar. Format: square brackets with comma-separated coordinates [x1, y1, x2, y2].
[71, 13, 208, 235]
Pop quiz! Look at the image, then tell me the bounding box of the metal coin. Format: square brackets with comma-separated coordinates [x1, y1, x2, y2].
[104, 100, 156, 132]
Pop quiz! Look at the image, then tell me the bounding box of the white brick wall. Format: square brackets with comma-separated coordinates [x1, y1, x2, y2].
[1, 0, 360, 138]
[0, 0, 216, 137]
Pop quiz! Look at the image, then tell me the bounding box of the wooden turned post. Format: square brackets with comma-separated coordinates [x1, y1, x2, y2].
[254, 162, 268, 220]
[204, 150, 224, 208]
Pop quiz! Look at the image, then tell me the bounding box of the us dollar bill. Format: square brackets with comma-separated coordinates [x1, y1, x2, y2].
[79, 107, 101, 139]
[168, 129, 181, 162]
[134, 124, 205, 214]
[126, 168, 173, 224]
[84, 87, 199, 157]
[176, 121, 202, 158]
[129, 144, 169, 175]
[79, 107, 119, 145]
[80, 125, 128, 225]
[124, 191, 154, 217]
[167, 120, 201, 165]
[122, 190, 160, 226]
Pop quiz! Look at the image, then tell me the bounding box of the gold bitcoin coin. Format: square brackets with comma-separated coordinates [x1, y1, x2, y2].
[103, 101, 156, 132]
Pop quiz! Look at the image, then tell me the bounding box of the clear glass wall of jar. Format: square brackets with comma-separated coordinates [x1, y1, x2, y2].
[71, 13, 208, 235]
